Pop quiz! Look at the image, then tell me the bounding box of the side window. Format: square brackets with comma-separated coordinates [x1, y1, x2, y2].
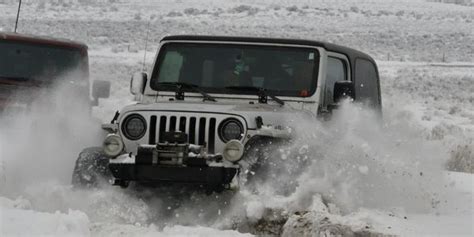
[325, 57, 347, 105]
[354, 59, 380, 107]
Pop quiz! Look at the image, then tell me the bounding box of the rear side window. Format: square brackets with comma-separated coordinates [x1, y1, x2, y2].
[354, 59, 379, 107]
[325, 57, 347, 105]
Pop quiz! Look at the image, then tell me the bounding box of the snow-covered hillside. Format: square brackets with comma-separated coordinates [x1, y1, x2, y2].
[0, 0, 472, 236]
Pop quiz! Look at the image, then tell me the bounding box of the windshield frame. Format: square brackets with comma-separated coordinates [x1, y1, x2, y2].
[149, 41, 321, 98]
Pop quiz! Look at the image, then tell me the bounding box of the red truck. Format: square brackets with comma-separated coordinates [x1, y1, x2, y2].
[0, 32, 110, 112]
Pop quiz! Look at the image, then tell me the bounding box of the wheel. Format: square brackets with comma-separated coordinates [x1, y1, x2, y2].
[116, 180, 129, 189]
[241, 137, 307, 195]
[239, 137, 277, 184]
[71, 147, 112, 188]
[205, 183, 225, 195]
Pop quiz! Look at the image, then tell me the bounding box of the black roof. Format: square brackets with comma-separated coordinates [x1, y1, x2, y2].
[161, 35, 375, 64]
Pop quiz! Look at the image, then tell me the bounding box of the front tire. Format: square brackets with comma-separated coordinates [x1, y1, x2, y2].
[241, 137, 307, 195]
[72, 147, 111, 188]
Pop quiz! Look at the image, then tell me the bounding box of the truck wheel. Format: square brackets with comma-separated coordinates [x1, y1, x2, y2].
[242, 137, 304, 195]
[205, 183, 225, 195]
[240, 137, 276, 185]
[72, 147, 111, 188]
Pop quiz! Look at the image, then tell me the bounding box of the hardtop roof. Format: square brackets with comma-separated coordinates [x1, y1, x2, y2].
[0, 31, 88, 51]
[161, 35, 375, 63]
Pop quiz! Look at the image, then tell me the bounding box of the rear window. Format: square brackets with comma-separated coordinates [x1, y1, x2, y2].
[0, 41, 87, 81]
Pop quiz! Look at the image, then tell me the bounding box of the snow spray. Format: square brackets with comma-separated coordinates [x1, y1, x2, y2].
[0, 70, 103, 194]
[232, 101, 450, 219]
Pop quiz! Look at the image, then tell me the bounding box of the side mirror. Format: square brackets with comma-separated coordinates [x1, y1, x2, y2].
[91, 80, 111, 106]
[130, 72, 148, 96]
[333, 80, 354, 103]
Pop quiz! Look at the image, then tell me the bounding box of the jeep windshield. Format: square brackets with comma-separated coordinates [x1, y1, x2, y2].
[0, 41, 87, 82]
[150, 43, 319, 97]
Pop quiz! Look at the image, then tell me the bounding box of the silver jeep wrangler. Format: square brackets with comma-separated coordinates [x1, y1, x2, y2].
[72, 35, 381, 191]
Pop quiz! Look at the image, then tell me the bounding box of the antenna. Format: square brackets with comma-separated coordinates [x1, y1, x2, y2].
[14, 0, 22, 33]
[142, 18, 152, 72]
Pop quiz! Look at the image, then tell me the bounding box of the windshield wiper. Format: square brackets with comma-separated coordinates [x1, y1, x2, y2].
[156, 82, 216, 102]
[225, 86, 284, 106]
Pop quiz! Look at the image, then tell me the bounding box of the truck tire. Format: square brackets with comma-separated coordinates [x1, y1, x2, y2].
[71, 147, 111, 188]
[243, 137, 306, 195]
[241, 137, 279, 185]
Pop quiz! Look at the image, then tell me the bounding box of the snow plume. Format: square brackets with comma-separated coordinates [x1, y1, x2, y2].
[0, 92, 456, 235]
[233, 101, 450, 221]
[0, 71, 103, 195]
[301, 103, 446, 211]
[123, 102, 453, 232]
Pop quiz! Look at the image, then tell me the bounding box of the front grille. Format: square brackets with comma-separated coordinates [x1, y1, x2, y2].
[120, 111, 246, 156]
[149, 115, 218, 154]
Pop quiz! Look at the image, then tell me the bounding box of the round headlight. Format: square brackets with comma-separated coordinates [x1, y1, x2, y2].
[223, 140, 244, 163]
[219, 119, 244, 142]
[121, 114, 146, 140]
[103, 134, 124, 157]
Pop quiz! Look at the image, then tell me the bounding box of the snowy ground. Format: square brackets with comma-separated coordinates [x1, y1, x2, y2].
[0, 0, 473, 236]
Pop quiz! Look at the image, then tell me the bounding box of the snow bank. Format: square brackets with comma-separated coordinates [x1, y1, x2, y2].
[281, 195, 385, 237]
[0, 197, 90, 237]
[279, 171, 473, 237]
[92, 223, 253, 237]
[0, 191, 252, 237]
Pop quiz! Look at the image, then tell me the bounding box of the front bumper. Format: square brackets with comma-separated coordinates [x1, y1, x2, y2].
[109, 163, 237, 185]
[108, 143, 239, 185]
